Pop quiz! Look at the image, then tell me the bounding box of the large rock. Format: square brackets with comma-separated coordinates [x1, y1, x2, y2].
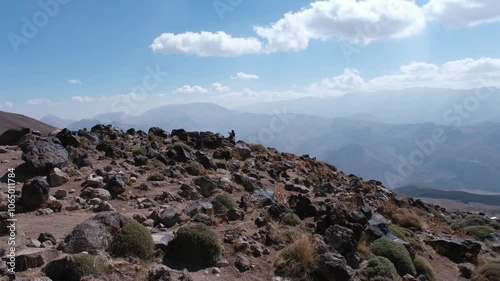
[6, 248, 59, 272]
[425, 238, 482, 264]
[22, 141, 69, 172]
[63, 213, 129, 254]
[20, 177, 50, 211]
[152, 231, 175, 251]
[0, 128, 31, 145]
[148, 264, 193, 281]
[167, 144, 195, 163]
[89, 188, 112, 201]
[56, 129, 80, 147]
[315, 252, 354, 281]
[324, 225, 357, 255]
[288, 194, 317, 218]
[49, 168, 69, 187]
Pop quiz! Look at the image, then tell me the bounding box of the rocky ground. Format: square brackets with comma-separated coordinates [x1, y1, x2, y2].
[0, 125, 499, 281]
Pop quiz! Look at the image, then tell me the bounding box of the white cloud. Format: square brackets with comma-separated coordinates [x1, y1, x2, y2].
[150, 31, 263, 57]
[308, 68, 365, 95]
[71, 96, 94, 103]
[309, 57, 500, 94]
[0, 101, 14, 109]
[172, 83, 230, 94]
[173, 85, 209, 94]
[231, 72, 259, 80]
[254, 0, 426, 52]
[424, 0, 500, 28]
[27, 98, 52, 105]
[211, 82, 230, 93]
[68, 79, 82, 84]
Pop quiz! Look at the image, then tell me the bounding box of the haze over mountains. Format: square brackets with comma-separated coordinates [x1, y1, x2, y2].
[34, 87, 500, 193]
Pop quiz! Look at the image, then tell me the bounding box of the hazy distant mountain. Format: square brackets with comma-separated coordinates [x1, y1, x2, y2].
[43, 100, 500, 192]
[1, 111, 57, 135]
[395, 184, 500, 206]
[40, 114, 75, 129]
[239, 87, 500, 125]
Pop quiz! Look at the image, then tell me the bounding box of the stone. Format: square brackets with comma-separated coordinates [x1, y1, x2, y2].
[7, 248, 59, 272]
[20, 177, 50, 211]
[49, 168, 69, 187]
[63, 212, 129, 254]
[89, 188, 112, 201]
[458, 263, 475, 279]
[284, 182, 309, 194]
[288, 194, 317, 218]
[235, 254, 251, 272]
[151, 231, 175, 251]
[0, 128, 31, 145]
[54, 189, 68, 200]
[324, 225, 356, 255]
[425, 238, 481, 264]
[56, 129, 80, 147]
[22, 140, 69, 173]
[148, 264, 194, 281]
[83, 174, 104, 189]
[38, 232, 57, 245]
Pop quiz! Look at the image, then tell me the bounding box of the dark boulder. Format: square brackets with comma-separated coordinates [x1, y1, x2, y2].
[288, 194, 317, 218]
[425, 238, 481, 264]
[62, 213, 129, 254]
[22, 141, 68, 173]
[56, 129, 80, 147]
[20, 177, 50, 211]
[0, 128, 31, 145]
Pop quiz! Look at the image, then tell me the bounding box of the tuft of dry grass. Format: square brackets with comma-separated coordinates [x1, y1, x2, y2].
[280, 233, 318, 273]
[392, 208, 423, 231]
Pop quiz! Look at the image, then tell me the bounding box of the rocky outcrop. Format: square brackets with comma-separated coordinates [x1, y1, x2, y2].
[425, 238, 482, 264]
[22, 140, 68, 172]
[62, 213, 129, 254]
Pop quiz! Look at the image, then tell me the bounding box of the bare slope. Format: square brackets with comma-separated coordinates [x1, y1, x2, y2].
[0, 110, 58, 135]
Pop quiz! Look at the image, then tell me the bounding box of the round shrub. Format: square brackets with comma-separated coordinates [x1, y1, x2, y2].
[169, 223, 222, 267]
[414, 255, 436, 281]
[282, 212, 301, 226]
[212, 193, 237, 214]
[364, 256, 399, 280]
[472, 260, 500, 281]
[184, 160, 204, 176]
[110, 220, 154, 259]
[464, 226, 496, 241]
[370, 237, 416, 276]
[68, 253, 107, 281]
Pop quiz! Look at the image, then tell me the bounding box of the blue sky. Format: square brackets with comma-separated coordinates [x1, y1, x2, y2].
[1, 0, 500, 119]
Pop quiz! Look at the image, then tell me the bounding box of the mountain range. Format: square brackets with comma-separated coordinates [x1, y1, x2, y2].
[36, 88, 500, 193]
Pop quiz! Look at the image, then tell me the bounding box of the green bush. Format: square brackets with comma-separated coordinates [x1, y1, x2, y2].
[133, 147, 148, 157]
[282, 212, 301, 226]
[370, 237, 416, 276]
[110, 220, 155, 259]
[389, 225, 425, 252]
[364, 256, 400, 280]
[414, 256, 436, 281]
[472, 260, 500, 281]
[212, 193, 237, 214]
[451, 215, 490, 229]
[170, 223, 222, 267]
[464, 226, 496, 241]
[184, 160, 204, 176]
[68, 253, 107, 281]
